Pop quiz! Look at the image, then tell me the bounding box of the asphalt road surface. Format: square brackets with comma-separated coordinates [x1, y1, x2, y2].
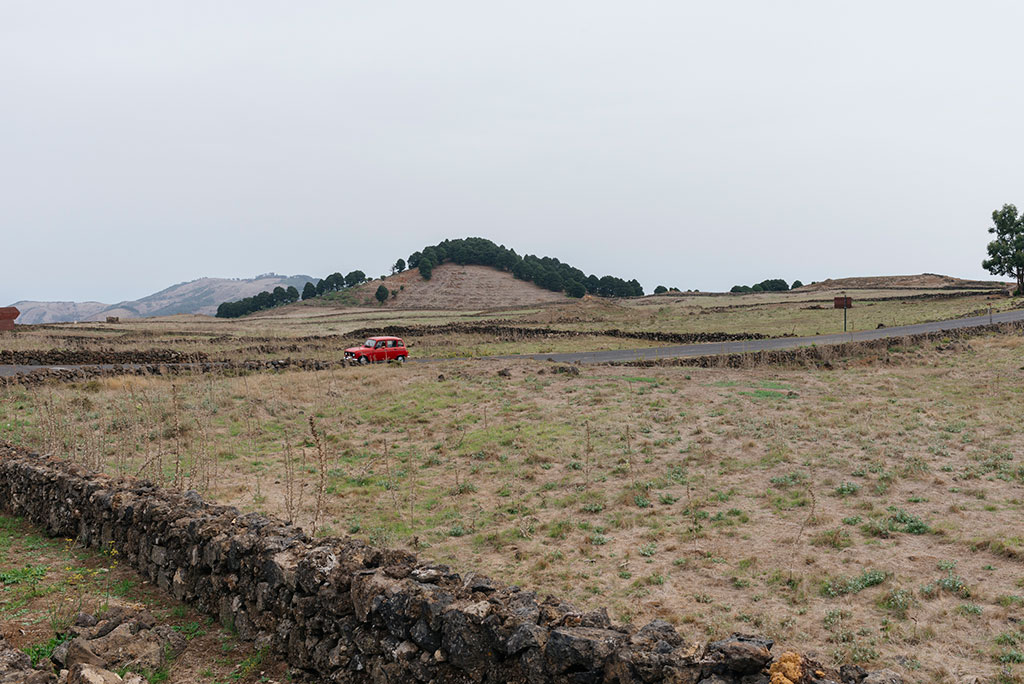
[1, 308, 1021, 377]
[494, 307, 1024, 364]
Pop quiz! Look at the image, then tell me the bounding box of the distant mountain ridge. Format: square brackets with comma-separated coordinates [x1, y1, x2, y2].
[10, 274, 316, 324]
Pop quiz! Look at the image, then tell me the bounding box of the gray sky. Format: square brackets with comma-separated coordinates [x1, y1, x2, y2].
[3, 1, 1023, 304]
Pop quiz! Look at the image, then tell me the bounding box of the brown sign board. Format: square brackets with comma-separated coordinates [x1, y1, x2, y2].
[833, 297, 852, 309]
[0, 307, 19, 331]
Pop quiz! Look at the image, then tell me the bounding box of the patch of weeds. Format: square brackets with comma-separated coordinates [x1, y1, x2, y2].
[862, 508, 930, 538]
[834, 482, 860, 497]
[738, 389, 792, 400]
[920, 561, 971, 599]
[769, 472, 806, 487]
[997, 648, 1024, 664]
[770, 489, 809, 511]
[23, 633, 71, 667]
[886, 507, 930, 534]
[822, 609, 880, 664]
[172, 621, 206, 641]
[0, 565, 47, 586]
[842, 516, 862, 526]
[878, 588, 916, 619]
[822, 569, 888, 597]
[956, 603, 983, 617]
[633, 494, 651, 509]
[581, 502, 605, 513]
[657, 493, 679, 505]
[811, 528, 853, 550]
[639, 543, 657, 557]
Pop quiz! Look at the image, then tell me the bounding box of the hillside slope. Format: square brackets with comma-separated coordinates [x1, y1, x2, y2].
[798, 273, 1007, 291]
[11, 274, 315, 323]
[308, 264, 570, 311]
[8, 301, 109, 325]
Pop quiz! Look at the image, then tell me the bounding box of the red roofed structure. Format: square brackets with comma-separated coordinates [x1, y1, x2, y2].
[0, 307, 19, 331]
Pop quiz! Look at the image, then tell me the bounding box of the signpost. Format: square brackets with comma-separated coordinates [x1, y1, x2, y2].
[0, 307, 19, 331]
[833, 296, 852, 332]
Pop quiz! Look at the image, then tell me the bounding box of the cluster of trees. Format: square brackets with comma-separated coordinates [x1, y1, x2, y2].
[217, 270, 369, 318]
[215, 285, 300, 318]
[730, 278, 802, 293]
[300, 270, 367, 300]
[406, 238, 643, 298]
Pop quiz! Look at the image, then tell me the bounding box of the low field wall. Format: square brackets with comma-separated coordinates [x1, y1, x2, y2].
[0, 446, 894, 684]
[0, 348, 209, 365]
[346, 322, 789, 345]
[0, 358, 336, 388]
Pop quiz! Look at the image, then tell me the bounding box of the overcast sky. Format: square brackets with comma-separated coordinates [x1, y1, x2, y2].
[3, 1, 1023, 304]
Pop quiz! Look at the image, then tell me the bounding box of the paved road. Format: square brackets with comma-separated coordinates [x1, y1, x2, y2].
[2, 308, 1021, 377]
[488, 307, 1024, 364]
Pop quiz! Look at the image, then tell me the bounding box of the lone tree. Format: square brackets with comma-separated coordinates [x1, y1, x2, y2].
[392, 258, 406, 274]
[983, 204, 1024, 294]
[375, 284, 389, 304]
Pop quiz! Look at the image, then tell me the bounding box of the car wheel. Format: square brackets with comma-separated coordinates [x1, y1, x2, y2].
[358, 355, 369, 365]
[396, 355, 406, 363]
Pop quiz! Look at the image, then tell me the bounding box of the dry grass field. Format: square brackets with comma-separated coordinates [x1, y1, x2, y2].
[2, 283, 1023, 682]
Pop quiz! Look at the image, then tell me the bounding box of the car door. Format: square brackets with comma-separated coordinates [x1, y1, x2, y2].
[374, 340, 387, 362]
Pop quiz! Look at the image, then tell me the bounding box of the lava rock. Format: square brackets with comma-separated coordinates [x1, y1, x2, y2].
[703, 633, 773, 676]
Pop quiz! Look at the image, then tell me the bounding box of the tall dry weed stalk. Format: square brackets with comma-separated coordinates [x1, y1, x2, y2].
[582, 421, 594, 490]
[171, 384, 183, 489]
[282, 439, 302, 524]
[382, 438, 400, 511]
[308, 415, 329, 536]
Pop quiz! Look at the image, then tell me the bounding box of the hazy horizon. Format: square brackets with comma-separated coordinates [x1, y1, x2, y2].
[4, 2, 1023, 304]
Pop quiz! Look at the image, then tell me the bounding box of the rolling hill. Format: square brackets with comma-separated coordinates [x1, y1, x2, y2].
[796, 273, 1009, 292]
[11, 274, 315, 324]
[314, 263, 572, 311]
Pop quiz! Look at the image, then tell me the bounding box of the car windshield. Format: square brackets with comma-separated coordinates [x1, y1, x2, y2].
[364, 339, 375, 347]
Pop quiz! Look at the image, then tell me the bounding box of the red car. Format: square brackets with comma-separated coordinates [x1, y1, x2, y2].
[344, 336, 408, 364]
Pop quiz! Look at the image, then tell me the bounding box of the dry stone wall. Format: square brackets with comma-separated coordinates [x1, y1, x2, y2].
[346, 323, 788, 345]
[0, 446, 900, 684]
[0, 358, 336, 388]
[0, 349, 209, 366]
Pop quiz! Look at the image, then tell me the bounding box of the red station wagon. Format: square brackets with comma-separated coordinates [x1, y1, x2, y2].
[344, 336, 408, 364]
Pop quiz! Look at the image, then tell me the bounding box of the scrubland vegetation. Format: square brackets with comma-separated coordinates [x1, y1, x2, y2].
[3, 285, 1024, 682]
[3, 315, 1024, 681]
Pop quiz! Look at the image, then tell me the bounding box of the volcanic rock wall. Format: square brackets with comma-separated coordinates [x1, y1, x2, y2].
[346, 322, 788, 345]
[0, 349, 209, 365]
[0, 447, 889, 684]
